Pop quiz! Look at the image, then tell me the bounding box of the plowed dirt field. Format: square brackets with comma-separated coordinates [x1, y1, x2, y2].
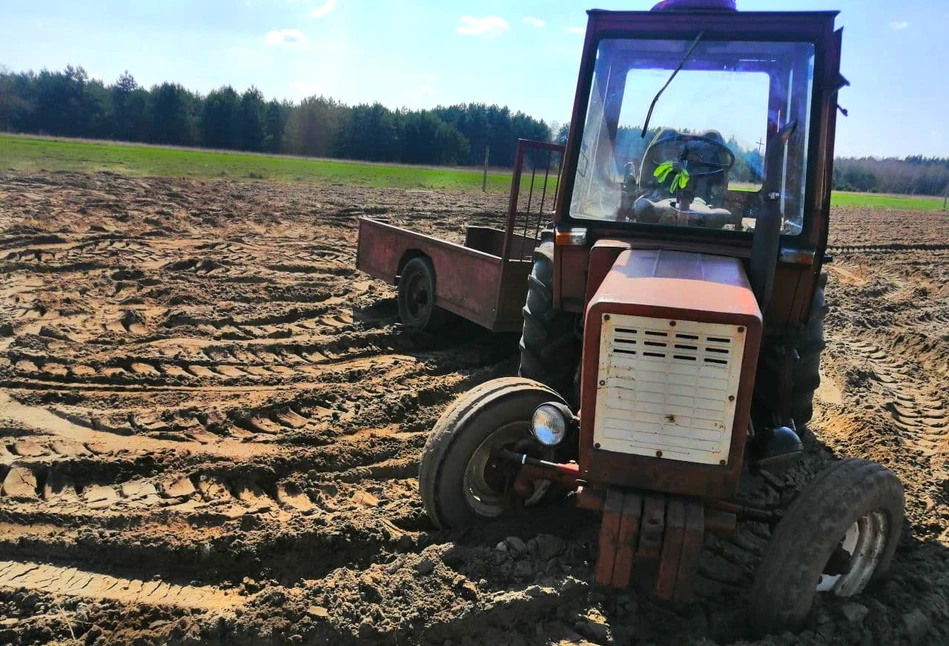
[1, 171, 948, 645]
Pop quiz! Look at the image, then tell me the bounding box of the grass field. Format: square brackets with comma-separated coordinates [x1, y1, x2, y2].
[0, 134, 521, 192]
[1, 134, 945, 209]
[830, 191, 946, 211]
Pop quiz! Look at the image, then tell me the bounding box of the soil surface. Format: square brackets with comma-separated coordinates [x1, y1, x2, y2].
[1, 170, 948, 645]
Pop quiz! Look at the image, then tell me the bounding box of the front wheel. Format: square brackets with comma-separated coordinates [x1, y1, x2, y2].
[750, 459, 904, 634]
[419, 378, 567, 529]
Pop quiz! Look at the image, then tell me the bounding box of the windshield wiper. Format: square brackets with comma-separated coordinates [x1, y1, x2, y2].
[641, 31, 705, 138]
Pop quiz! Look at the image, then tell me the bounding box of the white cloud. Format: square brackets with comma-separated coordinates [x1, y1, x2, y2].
[567, 26, 585, 34]
[457, 16, 509, 39]
[889, 21, 910, 30]
[266, 28, 307, 46]
[289, 80, 327, 99]
[523, 17, 545, 28]
[311, 0, 336, 19]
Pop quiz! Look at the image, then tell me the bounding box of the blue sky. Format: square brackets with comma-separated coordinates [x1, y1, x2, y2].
[1, 0, 946, 157]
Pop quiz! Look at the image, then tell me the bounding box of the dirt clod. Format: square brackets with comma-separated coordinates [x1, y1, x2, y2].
[307, 606, 330, 620]
[1, 467, 38, 499]
[161, 477, 196, 498]
[505, 536, 529, 557]
[415, 557, 436, 575]
[839, 601, 869, 624]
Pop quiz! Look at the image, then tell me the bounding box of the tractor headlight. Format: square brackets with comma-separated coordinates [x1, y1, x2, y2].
[531, 402, 574, 447]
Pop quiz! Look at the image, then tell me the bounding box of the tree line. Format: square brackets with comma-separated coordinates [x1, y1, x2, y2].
[0, 65, 946, 195]
[0, 65, 548, 167]
[834, 156, 949, 196]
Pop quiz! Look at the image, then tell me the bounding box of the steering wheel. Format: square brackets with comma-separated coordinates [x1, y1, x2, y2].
[660, 133, 736, 177]
[620, 132, 738, 224]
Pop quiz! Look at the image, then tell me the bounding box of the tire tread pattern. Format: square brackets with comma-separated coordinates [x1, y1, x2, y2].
[750, 459, 904, 634]
[518, 241, 580, 400]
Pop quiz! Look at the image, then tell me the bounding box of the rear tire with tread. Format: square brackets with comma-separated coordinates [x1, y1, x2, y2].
[791, 272, 828, 425]
[518, 241, 580, 403]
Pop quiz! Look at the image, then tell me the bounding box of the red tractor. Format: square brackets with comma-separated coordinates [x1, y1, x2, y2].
[357, 0, 904, 633]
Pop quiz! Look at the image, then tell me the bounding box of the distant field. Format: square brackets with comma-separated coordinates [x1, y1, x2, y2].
[830, 191, 946, 211]
[1, 134, 944, 210]
[0, 134, 522, 193]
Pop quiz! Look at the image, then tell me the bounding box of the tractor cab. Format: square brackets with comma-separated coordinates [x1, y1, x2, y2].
[570, 34, 815, 235]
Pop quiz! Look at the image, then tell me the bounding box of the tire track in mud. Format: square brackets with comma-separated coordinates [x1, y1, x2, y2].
[4, 176, 949, 645]
[5, 334, 407, 389]
[827, 243, 949, 254]
[0, 183, 511, 637]
[839, 340, 949, 456]
[0, 174, 454, 627]
[0, 560, 241, 610]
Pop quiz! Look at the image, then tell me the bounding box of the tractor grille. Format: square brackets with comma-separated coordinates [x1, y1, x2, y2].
[592, 313, 746, 465]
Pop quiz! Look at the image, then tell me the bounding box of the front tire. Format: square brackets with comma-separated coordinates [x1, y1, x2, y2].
[750, 459, 904, 634]
[419, 378, 567, 529]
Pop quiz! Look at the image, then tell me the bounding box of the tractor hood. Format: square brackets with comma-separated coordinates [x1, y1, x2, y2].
[578, 248, 762, 499]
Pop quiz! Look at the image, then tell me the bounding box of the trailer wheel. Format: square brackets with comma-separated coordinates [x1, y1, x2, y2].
[518, 241, 580, 403]
[419, 378, 565, 529]
[750, 459, 904, 635]
[397, 257, 448, 333]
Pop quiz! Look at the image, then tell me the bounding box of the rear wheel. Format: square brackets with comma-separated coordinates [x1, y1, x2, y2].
[750, 459, 904, 634]
[756, 271, 827, 428]
[397, 257, 448, 333]
[419, 378, 566, 529]
[518, 241, 580, 403]
[790, 272, 828, 425]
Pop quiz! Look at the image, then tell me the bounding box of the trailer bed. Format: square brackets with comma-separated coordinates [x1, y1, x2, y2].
[355, 140, 565, 333]
[356, 219, 535, 331]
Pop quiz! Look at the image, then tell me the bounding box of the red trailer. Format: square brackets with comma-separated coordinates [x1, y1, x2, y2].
[356, 141, 564, 332]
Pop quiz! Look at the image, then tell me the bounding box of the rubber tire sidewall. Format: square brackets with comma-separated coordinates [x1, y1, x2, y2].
[791, 272, 828, 425]
[419, 378, 566, 529]
[518, 240, 580, 404]
[750, 459, 904, 635]
[397, 256, 447, 333]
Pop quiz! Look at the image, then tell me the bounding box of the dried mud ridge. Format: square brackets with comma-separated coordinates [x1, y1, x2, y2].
[1, 171, 948, 645]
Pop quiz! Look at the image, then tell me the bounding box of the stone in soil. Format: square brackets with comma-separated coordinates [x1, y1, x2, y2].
[903, 609, 931, 643]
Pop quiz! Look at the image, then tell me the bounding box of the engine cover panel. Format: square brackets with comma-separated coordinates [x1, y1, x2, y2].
[579, 248, 762, 499]
[594, 314, 746, 465]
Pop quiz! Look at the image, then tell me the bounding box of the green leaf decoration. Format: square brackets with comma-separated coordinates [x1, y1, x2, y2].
[661, 168, 690, 194]
[654, 162, 674, 183]
[677, 168, 690, 189]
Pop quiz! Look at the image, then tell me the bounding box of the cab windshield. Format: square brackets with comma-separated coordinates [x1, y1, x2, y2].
[570, 38, 815, 234]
